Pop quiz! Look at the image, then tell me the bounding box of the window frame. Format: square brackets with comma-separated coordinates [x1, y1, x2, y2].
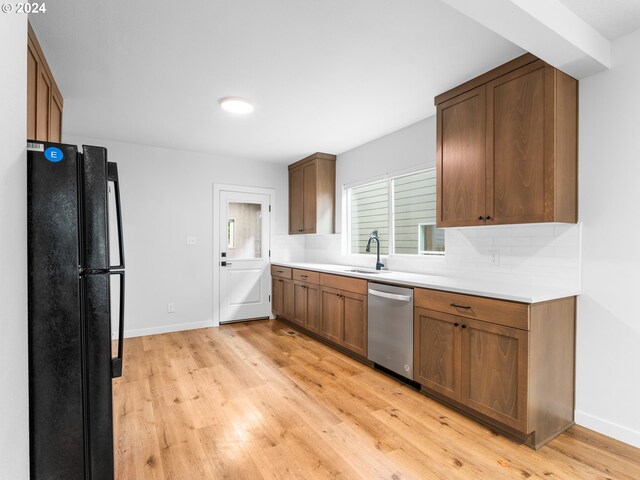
[345, 167, 445, 258]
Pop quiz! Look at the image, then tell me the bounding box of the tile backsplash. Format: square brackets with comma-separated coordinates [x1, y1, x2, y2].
[274, 223, 581, 291]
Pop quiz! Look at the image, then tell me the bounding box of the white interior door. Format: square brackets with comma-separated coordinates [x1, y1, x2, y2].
[219, 190, 271, 323]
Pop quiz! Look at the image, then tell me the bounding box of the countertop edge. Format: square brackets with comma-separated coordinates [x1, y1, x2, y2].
[270, 261, 579, 304]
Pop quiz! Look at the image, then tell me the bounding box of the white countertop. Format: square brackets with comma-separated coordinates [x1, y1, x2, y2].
[271, 261, 579, 304]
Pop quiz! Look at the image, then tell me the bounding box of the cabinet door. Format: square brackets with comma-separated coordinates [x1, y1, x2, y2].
[305, 283, 321, 334]
[50, 93, 63, 143]
[289, 166, 304, 234]
[283, 279, 294, 320]
[36, 66, 51, 142]
[460, 318, 529, 432]
[27, 41, 38, 140]
[272, 278, 284, 317]
[320, 287, 343, 344]
[292, 281, 307, 326]
[414, 308, 461, 401]
[302, 161, 317, 233]
[486, 61, 548, 224]
[342, 291, 367, 356]
[436, 85, 486, 227]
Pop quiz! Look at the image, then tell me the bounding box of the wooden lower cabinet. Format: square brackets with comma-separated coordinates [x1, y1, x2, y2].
[320, 287, 343, 344]
[415, 289, 576, 449]
[414, 309, 460, 401]
[319, 286, 367, 356]
[271, 267, 575, 449]
[461, 317, 528, 432]
[272, 277, 284, 317]
[305, 284, 321, 333]
[293, 281, 320, 332]
[272, 277, 293, 320]
[272, 267, 367, 357]
[292, 282, 307, 327]
[341, 291, 367, 357]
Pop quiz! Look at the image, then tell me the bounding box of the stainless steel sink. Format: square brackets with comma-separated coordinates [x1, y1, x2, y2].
[345, 268, 382, 274]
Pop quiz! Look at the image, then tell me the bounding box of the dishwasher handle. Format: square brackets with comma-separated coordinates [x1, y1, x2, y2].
[368, 288, 412, 302]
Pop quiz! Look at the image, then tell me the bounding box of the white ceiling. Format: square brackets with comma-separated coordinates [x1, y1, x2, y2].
[29, 0, 639, 163]
[558, 0, 640, 40]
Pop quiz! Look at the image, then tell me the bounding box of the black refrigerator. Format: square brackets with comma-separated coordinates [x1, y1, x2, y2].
[27, 141, 125, 480]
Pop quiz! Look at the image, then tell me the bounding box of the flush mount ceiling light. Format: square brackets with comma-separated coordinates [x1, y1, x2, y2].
[218, 97, 254, 114]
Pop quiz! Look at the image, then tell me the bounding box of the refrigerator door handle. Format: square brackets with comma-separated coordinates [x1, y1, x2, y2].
[110, 270, 125, 378]
[108, 162, 125, 270]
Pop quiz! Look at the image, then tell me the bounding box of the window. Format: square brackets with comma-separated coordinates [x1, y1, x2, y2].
[347, 168, 445, 256]
[349, 180, 389, 255]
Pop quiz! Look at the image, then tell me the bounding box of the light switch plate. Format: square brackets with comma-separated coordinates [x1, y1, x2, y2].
[186, 236, 197, 246]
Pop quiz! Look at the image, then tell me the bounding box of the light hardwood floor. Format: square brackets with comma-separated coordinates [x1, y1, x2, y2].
[113, 320, 640, 479]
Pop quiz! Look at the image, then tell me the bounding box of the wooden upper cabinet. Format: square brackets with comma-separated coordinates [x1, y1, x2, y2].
[27, 43, 38, 140]
[27, 23, 64, 143]
[435, 54, 577, 227]
[288, 153, 336, 235]
[437, 85, 486, 227]
[289, 167, 304, 233]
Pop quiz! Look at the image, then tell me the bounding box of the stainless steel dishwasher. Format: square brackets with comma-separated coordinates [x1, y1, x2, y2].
[367, 282, 414, 380]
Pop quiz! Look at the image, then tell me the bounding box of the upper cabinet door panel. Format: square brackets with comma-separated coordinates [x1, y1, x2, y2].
[36, 69, 51, 141]
[487, 62, 546, 224]
[302, 161, 317, 233]
[27, 23, 63, 143]
[27, 43, 38, 140]
[289, 166, 304, 234]
[437, 85, 486, 227]
[50, 94, 63, 143]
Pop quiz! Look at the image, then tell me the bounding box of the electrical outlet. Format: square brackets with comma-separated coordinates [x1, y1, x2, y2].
[167, 302, 175, 313]
[489, 250, 500, 266]
[186, 236, 197, 246]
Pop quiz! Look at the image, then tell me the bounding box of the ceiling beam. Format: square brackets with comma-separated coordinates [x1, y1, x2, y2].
[439, 0, 611, 78]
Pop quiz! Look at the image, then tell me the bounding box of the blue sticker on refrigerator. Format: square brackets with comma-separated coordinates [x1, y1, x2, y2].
[44, 147, 64, 162]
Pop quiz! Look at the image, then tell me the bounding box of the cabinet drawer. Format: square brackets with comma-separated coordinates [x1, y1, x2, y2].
[414, 288, 529, 330]
[271, 265, 292, 279]
[320, 273, 367, 295]
[293, 269, 320, 284]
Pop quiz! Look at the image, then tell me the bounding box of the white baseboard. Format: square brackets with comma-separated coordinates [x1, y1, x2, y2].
[575, 410, 640, 448]
[120, 320, 214, 339]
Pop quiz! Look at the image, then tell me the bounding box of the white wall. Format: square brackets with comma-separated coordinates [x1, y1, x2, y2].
[60, 27, 640, 449]
[65, 135, 289, 336]
[336, 118, 435, 232]
[306, 116, 581, 292]
[303, 35, 640, 447]
[575, 29, 640, 447]
[0, 14, 29, 479]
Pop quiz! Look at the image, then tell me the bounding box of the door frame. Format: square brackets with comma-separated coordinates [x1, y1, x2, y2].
[212, 184, 275, 326]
